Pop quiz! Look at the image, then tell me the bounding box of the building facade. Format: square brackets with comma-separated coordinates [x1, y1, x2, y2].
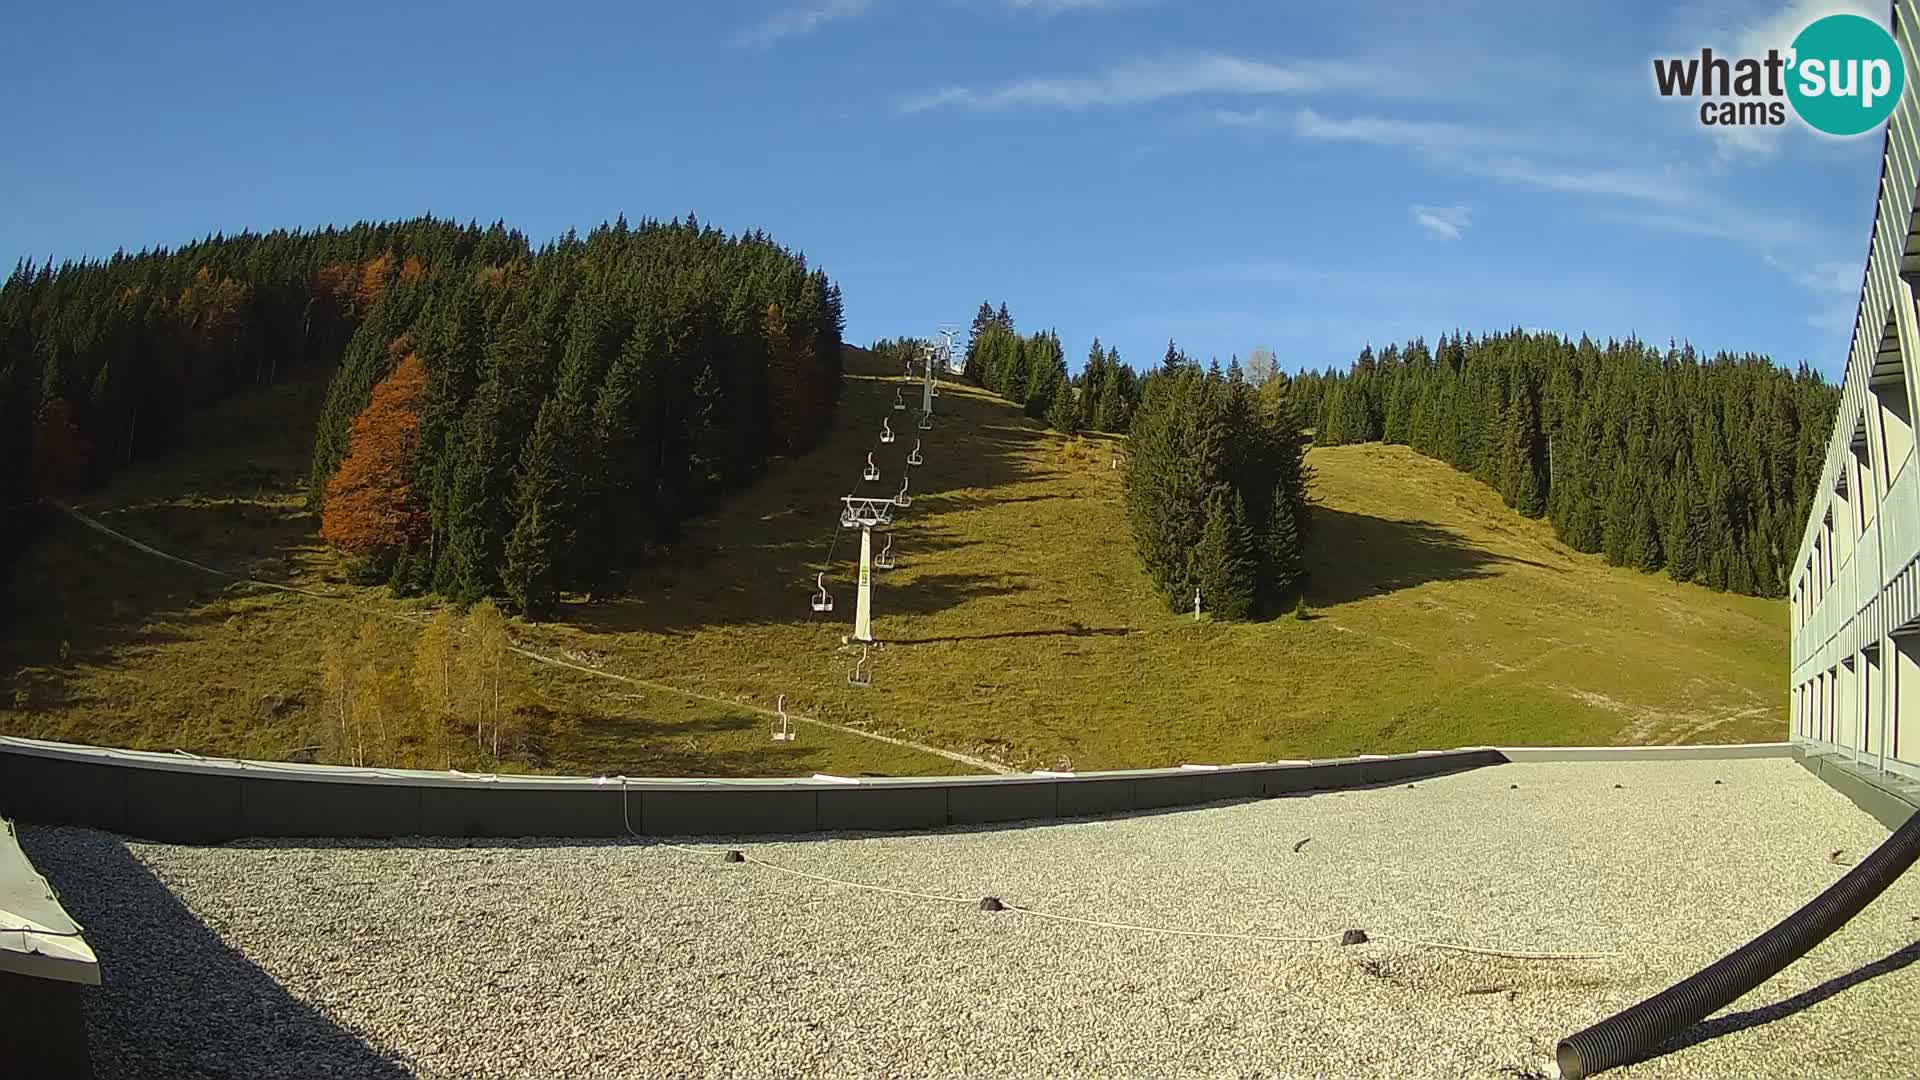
[1789, 0, 1920, 787]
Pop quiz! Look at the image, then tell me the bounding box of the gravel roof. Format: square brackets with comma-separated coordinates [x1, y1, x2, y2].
[19, 757, 1920, 1079]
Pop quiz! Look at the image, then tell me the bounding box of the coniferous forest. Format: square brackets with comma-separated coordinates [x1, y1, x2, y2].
[1290, 332, 1838, 598]
[0, 215, 846, 613]
[962, 301, 1142, 436]
[1125, 347, 1314, 619]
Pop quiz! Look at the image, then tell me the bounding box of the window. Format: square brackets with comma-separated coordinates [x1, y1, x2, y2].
[1872, 308, 1914, 487]
[1864, 645, 1883, 755]
[1849, 414, 1876, 532]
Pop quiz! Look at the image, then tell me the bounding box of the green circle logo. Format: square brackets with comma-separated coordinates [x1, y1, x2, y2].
[1787, 14, 1905, 136]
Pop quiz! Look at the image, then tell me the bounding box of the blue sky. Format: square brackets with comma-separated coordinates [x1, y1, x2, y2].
[0, 0, 1894, 378]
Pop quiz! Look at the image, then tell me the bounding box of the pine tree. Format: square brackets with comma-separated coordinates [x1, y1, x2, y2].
[1191, 488, 1258, 620]
[1046, 369, 1079, 434]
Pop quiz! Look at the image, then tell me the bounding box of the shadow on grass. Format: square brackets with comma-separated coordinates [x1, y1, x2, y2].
[558, 377, 1051, 635]
[888, 626, 1133, 646]
[19, 827, 414, 1079]
[1303, 508, 1516, 607]
[1637, 939, 1920, 1066]
[548, 706, 849, 778]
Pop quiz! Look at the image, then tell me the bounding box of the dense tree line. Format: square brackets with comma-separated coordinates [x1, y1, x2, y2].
[962, 300, 1140, 436]
[1125, 344, 1313, 619]
[309, 215, 845, 614]
[1291, 331, 1838, 597]
[0, 217, 511, 560]
[0, 216, 845, 614]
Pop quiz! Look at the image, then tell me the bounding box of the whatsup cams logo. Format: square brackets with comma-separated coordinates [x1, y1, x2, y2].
[1653, 13, 1905, 136]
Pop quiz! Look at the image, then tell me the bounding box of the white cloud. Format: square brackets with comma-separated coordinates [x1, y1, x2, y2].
[1666, 0, 1888, 159]
[731, 0, 873, 48]
[1411, 205, 1471, 240]
[899, 52, 1384, 113]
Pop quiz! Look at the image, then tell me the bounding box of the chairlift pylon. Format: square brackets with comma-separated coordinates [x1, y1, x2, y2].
[907, 439, 923, 467]
[875, 532, 895, 571]
[880, 417, 895, 444]
[848, 645, 872, 688]
[863, 452, 880, 482]
[841, 496, 894, 528]
[773, 694, 796, 741]
[811, 572, 834, 613]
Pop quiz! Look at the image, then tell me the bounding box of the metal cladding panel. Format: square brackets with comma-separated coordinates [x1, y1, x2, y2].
[641, 789, 819, 837]
[0, 754, 126, 833]
[816, 785, 949, 831]
[1130, 772, 1211, 810]
[1055, 777, 1138, 818]
[417, 785, 629, 839]
[123, 768, 242, 844]
[946, 781, 1059, 825]
[239, 777, 425, 839]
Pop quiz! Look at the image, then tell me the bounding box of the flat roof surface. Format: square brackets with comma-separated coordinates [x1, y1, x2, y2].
[20, 758, 1920, 1079]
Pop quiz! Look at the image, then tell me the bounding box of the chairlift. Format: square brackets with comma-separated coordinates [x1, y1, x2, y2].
[848, 645, 872, 688]
[880, 417, 895, 444]
[893, 388, 906, 411]
[917, 412, 933, 430]
[842, 497, 894, 529]
[875, 532, 896, 571]
[811, 572, 834, 613]
[773, 694, 795, 741]
[893, 476, 912, 508]
[863, 452, 880, 482]
[907, 439, 923, 467]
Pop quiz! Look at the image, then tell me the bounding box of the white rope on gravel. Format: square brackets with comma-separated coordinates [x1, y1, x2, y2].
[614, 783, 1617, 962]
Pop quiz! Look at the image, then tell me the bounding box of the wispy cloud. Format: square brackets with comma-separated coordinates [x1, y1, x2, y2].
[1664, 0, 1888, 159]
[900, 52, 1383, 113]
[1002, 0, 1151, 13]
[1241, 105, 1700, 207]
[731, 0, 873, 48]
[1411, 205, 1471, 241]
[1763, 252, 1863, 295]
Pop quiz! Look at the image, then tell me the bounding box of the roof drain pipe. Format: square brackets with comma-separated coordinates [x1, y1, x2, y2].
[1554, 809, 1920, 1079]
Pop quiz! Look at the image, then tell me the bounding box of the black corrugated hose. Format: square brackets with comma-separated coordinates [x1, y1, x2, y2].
[1555, 808, 1920, 1079]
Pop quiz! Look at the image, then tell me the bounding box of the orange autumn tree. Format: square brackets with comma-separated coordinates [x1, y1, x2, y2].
[321, 354, 429, 559]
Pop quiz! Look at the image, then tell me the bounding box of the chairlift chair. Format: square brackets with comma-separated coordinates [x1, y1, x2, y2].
[907, 439, 923, 467]
[880, 417, 895, 444]
[863, 453, 880, 482]
[875, 532, 895, 571]
[893, 388, 907, 411]
[917, 412, 933, 430]
[848, 646, 872, 688]
[772, 694, 796, 741]
[893, 477, 912, 508]
[811, 572, 834, 613]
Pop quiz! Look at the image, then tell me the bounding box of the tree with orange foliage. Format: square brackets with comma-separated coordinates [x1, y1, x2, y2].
[29, 397, 91, 496]
[355, 252, 395, 314]
[321, 354, 429, 559]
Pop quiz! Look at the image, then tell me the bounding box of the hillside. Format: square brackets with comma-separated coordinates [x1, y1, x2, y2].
[0, 354, 1785, 775]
